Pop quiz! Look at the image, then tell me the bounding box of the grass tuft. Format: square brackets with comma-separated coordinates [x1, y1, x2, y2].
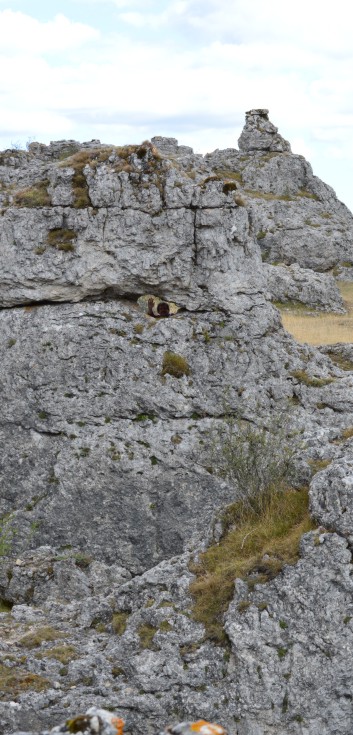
[18, 626, 65, 648]
[14, 181, 50, 207]
[112, 611, 130, 636]
[290, 370, 334, 387]
[47, 228, 76, 252]
[162, 351, 190, 378]
[35, 644, 77, 664]
[138, 623, 158, 649]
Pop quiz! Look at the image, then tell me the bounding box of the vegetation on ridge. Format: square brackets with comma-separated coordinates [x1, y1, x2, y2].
[190, 419, 314, 644]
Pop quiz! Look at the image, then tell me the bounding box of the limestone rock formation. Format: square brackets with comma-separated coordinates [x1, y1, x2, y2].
[1, 112, 353, 735]
[263, 263, 345, 312]
[238, 109, 291, 153]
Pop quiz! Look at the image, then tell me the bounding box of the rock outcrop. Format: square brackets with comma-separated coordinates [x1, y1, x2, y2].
[1, 112, 353, 735]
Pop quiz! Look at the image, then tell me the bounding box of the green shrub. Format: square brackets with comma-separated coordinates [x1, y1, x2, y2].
[162, 351, 190, 378]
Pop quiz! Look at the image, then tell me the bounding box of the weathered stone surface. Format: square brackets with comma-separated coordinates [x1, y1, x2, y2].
[310, 449, 353, 540]
[264, 263, 344, 311]
[0, 295, 319, 570]
[225, 531, 353, 735]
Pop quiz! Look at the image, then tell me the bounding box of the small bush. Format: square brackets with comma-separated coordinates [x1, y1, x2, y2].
[74, 552, 92, 568]
[209, 417, 299, 517]
[162, 351, 190, 378]
[189, 417, 313, 643]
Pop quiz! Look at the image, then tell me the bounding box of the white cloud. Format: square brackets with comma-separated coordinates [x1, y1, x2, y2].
[0, 10, 99, 53]
[0, 2, 353, 210]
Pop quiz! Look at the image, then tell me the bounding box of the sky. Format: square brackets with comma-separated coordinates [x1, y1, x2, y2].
[1, 0, 353, 211]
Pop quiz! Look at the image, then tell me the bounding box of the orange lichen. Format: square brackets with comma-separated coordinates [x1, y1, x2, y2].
[112, 717, 125, 735]
[190, 722, 226, 735]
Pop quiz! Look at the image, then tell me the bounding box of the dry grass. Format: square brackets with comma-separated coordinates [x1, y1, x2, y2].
[308, 458, 332, 474]
[138, 623, 158, 649]
[162, 351, 190, 378]
[279, 282, 353, 345]
[243, 189, 294, 201]
[341, 427, 353, 440]
[112, 611, 130, 635]
[190, 487, 313, 644]
[0, 664, 49, 699]
[290, 370, 334, 387]
[322, 352, 353, 371]
[35, 645, 77, 664]
[18, 626, 65, 648]
[14, 181, 50, 207]
[47, 228, 76, 252]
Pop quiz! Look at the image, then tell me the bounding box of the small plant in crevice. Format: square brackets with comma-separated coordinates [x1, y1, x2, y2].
[0, 515, 15, 557]
[138, 622, 158, 649]
[47, 228, 77, 252]
[161, 351, 190, 378]
[112, 611, 130, 636]
[0, 663, 50, 697]
[18, 626, 65, 649]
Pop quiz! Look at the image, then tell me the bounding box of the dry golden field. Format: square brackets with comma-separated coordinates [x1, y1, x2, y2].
[278, 281, 353, 345]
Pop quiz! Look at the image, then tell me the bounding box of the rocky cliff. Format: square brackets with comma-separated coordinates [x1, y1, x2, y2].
[1, 111, 353, 735]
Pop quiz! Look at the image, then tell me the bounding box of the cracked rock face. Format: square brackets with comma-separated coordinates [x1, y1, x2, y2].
[1, 112, 353, 735]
